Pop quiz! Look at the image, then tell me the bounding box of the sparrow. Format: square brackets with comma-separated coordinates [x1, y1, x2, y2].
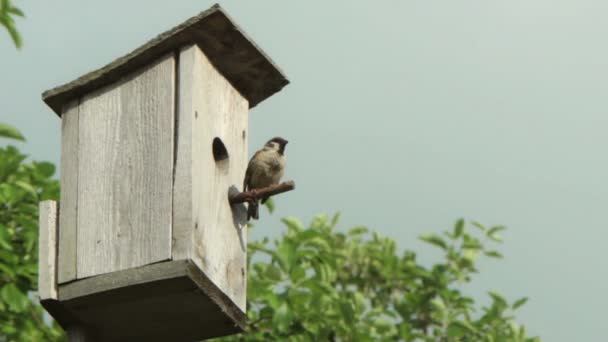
[243, 137, 288, 220]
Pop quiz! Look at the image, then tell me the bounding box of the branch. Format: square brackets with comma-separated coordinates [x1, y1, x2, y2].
[229, 181, 295, 204]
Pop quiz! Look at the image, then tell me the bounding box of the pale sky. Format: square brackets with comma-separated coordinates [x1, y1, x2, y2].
[3, 1, 607, 340]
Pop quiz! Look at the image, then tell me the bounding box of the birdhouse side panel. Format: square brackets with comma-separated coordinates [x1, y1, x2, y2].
[76, 54, 175, 279]
[171, 45, 196, 262]
[178, 45, 248, 311]
[58, 100, 79, 284]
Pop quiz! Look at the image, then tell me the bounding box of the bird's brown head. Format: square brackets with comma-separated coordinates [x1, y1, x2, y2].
[265, 137, 289, 155]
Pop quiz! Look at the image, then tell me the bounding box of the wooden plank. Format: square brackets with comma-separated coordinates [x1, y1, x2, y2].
[58, 100, 79, 284]
[76, 54, 175, 279]
[57, 260, 245, 342]
[171, 46, 194, 261]
[188, 45, 249, 311]
[41, 4, 288, 116]
[38, 200, 58, 300]
[59, 260, 189, 301]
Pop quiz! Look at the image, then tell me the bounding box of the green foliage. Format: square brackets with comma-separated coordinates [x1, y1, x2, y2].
[0, 0, 24, 49]
[217, 216, 539, 342]
[0, 123, 25, 142]
[0, 143, 64, 341]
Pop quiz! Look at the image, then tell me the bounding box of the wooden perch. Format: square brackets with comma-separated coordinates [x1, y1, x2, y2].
[229, 181, 295, 205]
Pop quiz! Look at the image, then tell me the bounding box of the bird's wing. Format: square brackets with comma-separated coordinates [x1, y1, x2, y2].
[243, 150, 262, 191]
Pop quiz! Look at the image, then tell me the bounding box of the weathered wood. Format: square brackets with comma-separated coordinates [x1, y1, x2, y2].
[171, 45, 194, 261]
[57, 260, 246, 341]
[38, 5, 292, 340]
[229, 180, 296, 204]
[41, 4, 288, 115]
[182, 44, 249, 311]
[58, 100, 79, 284]
[59, 260, 190, 301]
[67, 326, 97, 342]
[38, 200, 58, 300]
[76, 54, 175, 279]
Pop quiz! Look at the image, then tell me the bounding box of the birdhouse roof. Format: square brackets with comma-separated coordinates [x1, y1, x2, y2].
[42, 4, 289, 115]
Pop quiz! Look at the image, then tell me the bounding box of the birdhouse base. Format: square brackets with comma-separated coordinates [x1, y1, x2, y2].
[42, 260, 246, 341]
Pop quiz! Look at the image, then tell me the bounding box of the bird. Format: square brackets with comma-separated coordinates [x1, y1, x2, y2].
[243, 137, 288, 220]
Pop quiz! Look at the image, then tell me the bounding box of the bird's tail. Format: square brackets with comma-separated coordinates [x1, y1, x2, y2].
[247, 200, 259, 220]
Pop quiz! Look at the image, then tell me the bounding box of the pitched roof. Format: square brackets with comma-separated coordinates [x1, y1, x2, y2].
[42, 4, 289, 115]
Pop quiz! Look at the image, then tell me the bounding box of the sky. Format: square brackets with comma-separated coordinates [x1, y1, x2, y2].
[2, 1, 607, 340]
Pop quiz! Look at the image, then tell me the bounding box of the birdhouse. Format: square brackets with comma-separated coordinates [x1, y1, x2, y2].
[37, 5, 288, 341]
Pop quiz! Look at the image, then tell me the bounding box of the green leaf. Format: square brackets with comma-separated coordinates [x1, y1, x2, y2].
[509, 321, 521, 336]
[281, 217, 304, 233]
[430, 296, 448, 323]
[330, 212, 341, 228]
[454, 218, 465, 237]
[0, 264, 16, 279]
[463, 235, 483, 249]
[339, 301, 355, 322]
[302, 237, 331, 252]
[264, 291, 281, 309]
[419, 234, 448, 250]
[488, 291, 508, 307]
[272, 303, 294, 333]
[276, 240, 297, 273]
[290, 265, 306, 283]
[0, 225, 13, 251]
[264, 197, 275, 214]
[8, 6, 24, 17]
[487, 226, 507, 241]
[35, 162, 55, 178]
[0, 283, 29, 313]
[447, 322, 467, 338]
[15, 180, 38, 198]
[512, 297, 529, 310]
[264, 264, 282, 281]
[1, 324, 17, 335]
[353, 292, 366, 313]
[448, 321, 477, 337]
[471, 221, 486, 231]
[0, 123, 25, 141]
[463, 248, 479, 264]
[311, 214, 328, 229]
[484, 250, 503, 258]
[4, 19, 22, 48]
[348, 226, 368, 236]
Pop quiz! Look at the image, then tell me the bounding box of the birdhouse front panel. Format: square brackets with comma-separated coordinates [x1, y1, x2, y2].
[172, 44, 248, 311]
[61, 54, 176, 280]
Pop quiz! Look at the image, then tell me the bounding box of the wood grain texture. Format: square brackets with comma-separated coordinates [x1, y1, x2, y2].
[76, 54, 175, 279]
[42, 4, 288, 116]
[58, 100, 79, 284]
[59, 260, 190, 301]
[38, 200, 58, 300]
[186, 45, 249, 311]
[171, 45, 193, 261]
[56, 260, 246, 341]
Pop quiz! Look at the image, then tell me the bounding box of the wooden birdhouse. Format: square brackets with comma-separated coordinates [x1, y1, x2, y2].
[37, 5, 288, 341]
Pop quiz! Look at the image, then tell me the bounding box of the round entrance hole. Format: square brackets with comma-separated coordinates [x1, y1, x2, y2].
[212, 137, 229, 172]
